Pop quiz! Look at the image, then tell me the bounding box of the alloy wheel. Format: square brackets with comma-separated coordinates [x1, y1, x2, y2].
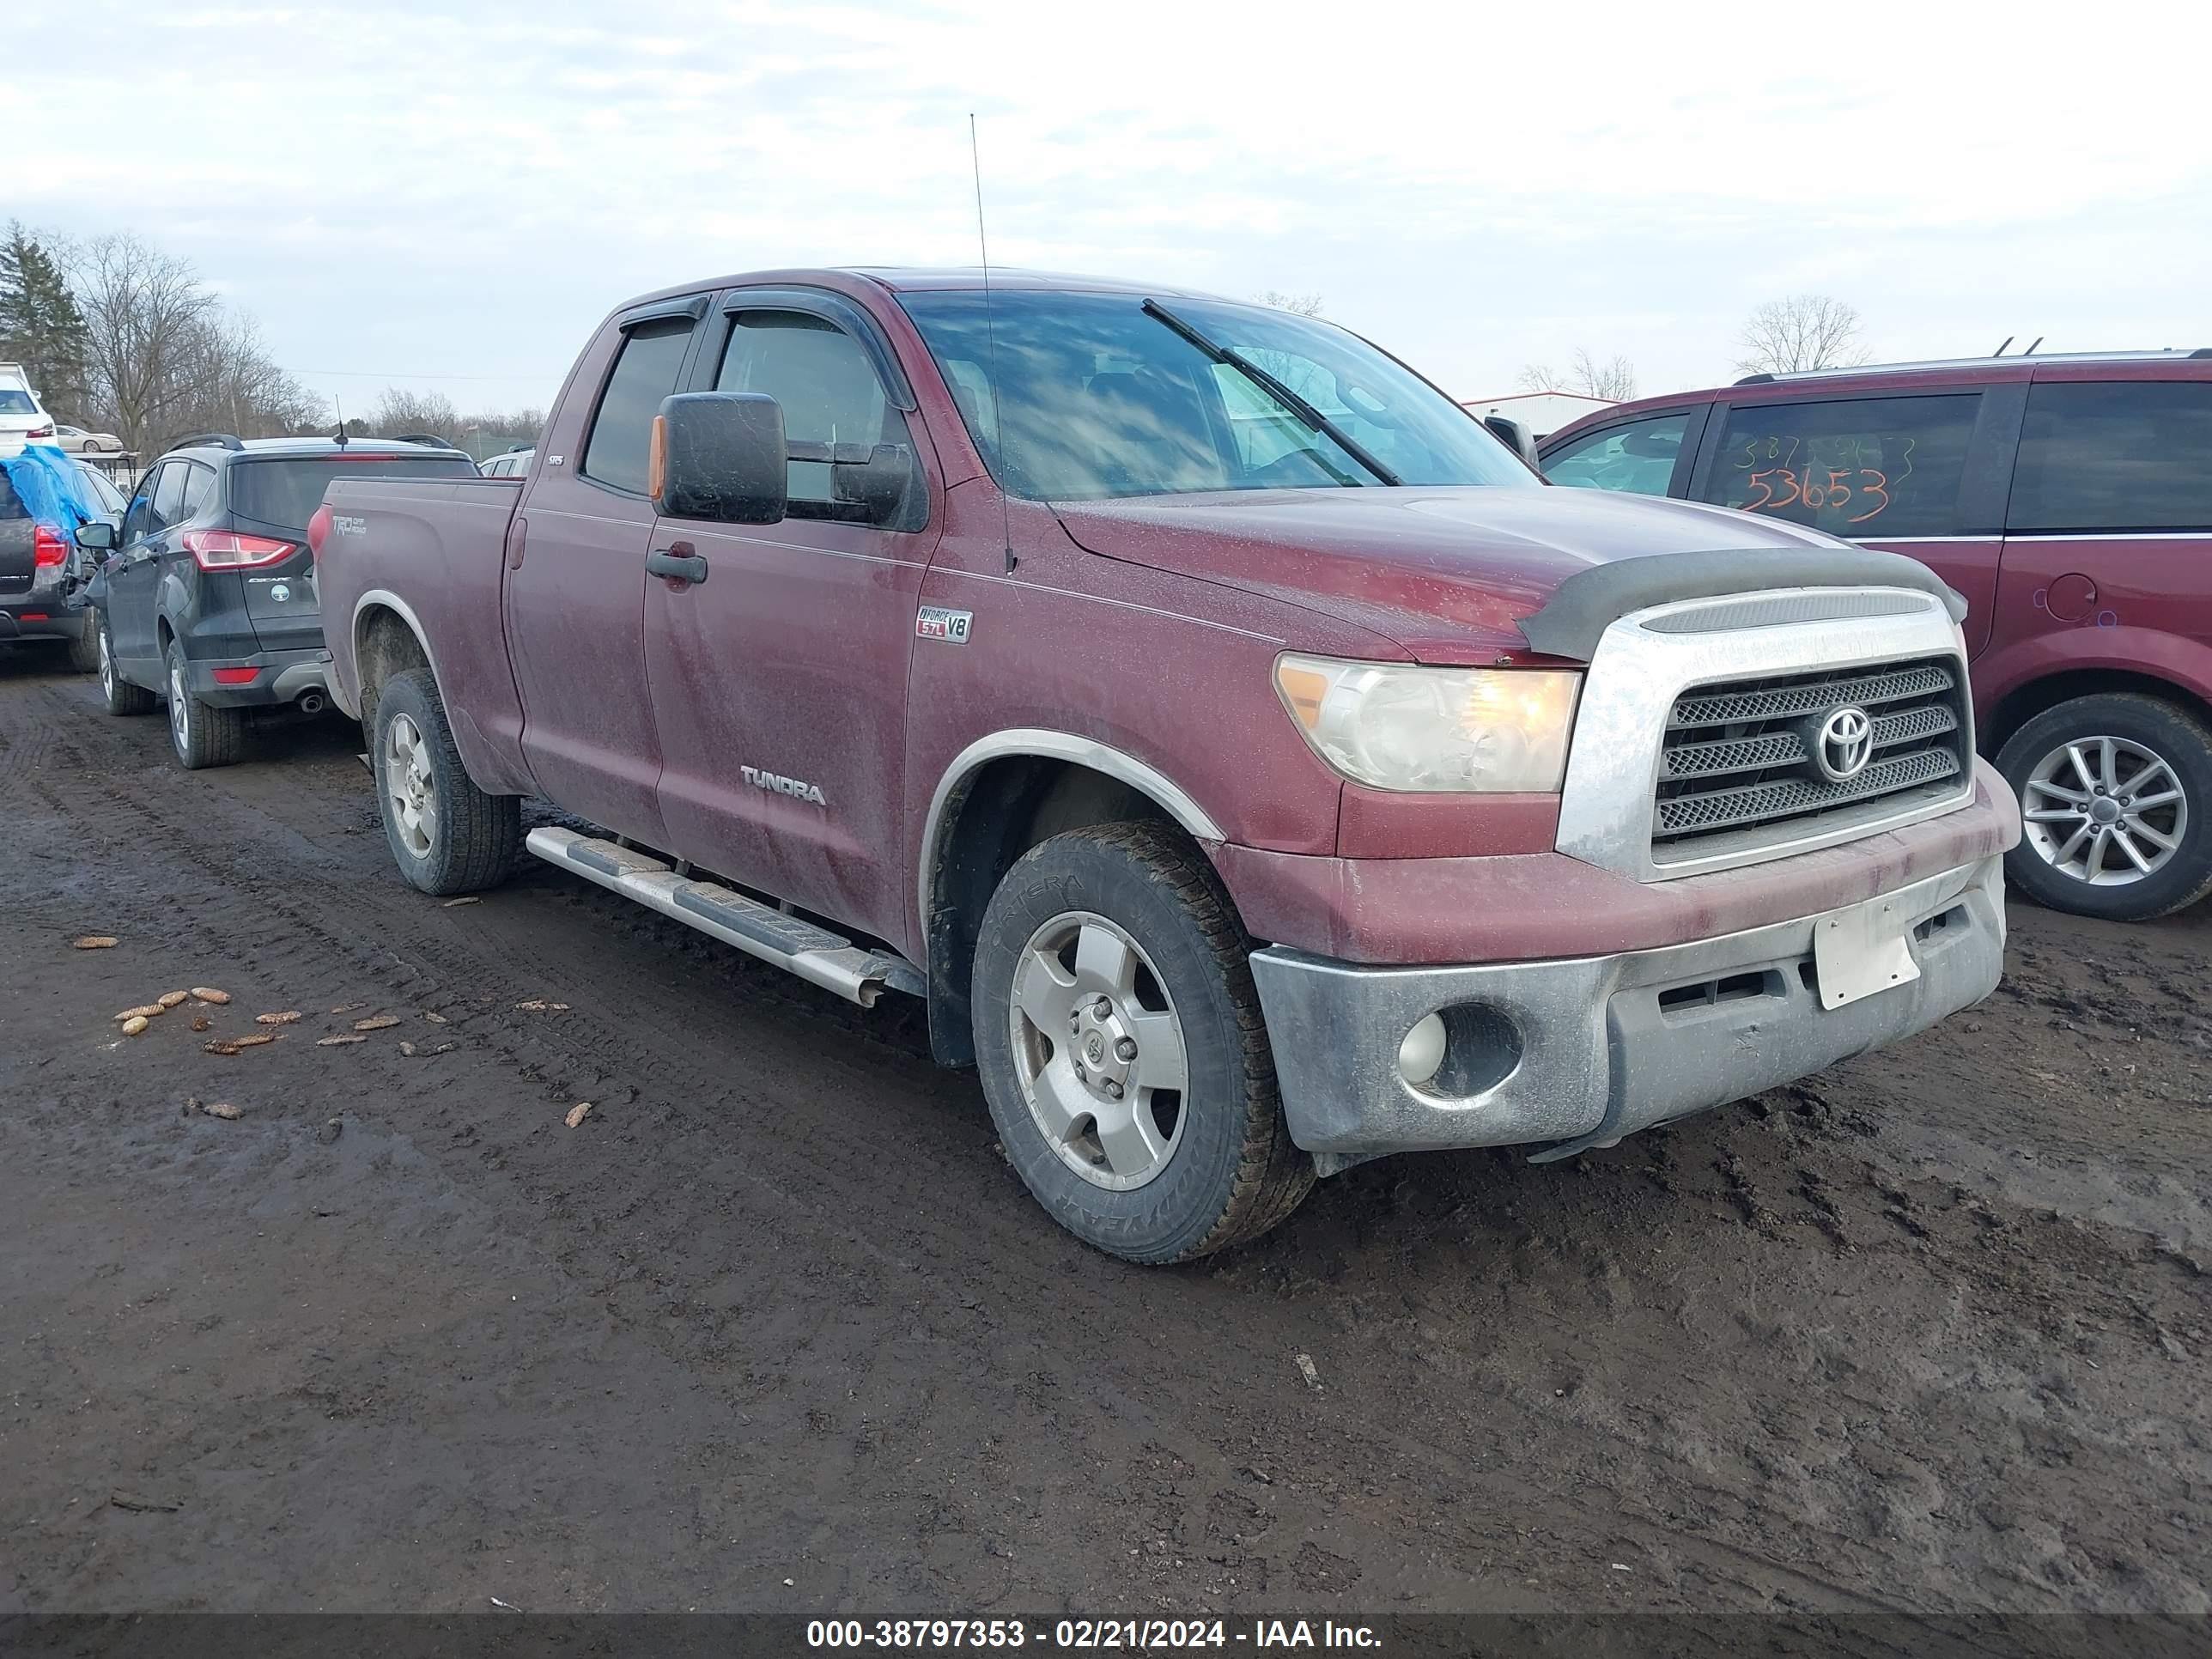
[2021, 735, 2189, 887]
[384, 713, 441, 860]
[1007, 911, 1190, 1191]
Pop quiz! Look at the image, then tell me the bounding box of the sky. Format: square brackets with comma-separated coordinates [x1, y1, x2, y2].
[11, 0, 2211, 421]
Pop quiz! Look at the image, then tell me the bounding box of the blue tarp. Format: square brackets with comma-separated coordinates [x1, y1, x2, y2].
[0, 442, 102, 530]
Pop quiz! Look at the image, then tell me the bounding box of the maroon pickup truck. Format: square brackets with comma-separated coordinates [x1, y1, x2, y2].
[315, 269, 2019, 1262]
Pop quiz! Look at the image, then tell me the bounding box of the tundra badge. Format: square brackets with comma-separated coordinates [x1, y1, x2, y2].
[742, 766, 828, 806]
[915, 605, 973, 644]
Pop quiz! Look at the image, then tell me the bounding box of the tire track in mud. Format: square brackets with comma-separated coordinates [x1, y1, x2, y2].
[7, 666, 2208, 1620]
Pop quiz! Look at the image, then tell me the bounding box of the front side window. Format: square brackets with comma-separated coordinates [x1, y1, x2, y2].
[149, 461, 190, 531]
[123, 464, 167, 541]
[1705, 395, 1978, 538]
[1543, 413, 1690, 495]
[581, 316, 696, 495]
[715, 309, 925, 531]
[898, 289, 1534, 501]
[2008, 381, 2212, 532]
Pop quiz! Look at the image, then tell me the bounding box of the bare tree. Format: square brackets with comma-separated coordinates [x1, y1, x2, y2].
[66, 234, 221, 453]
[1516, 348, 1637, 401]
[1255, 290, 1325, 318]
[1735, 295, 1870, 375]
[368, 386, 460, 437]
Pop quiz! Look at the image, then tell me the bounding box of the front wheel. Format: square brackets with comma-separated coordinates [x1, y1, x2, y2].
[373, 666, 520, 896]
[971, 821, 1313, 1264]
[1996, 692, 2212, 921]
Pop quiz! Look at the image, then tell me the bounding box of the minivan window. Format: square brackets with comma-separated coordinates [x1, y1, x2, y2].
[716, 310, 926, 531]
[581, 316, 696, 495]
[1544, 413, 1688, 495]
[1705, 394, 1978, 538]
[899, 289, 1534, 501]
[2008, 381, 2212, 532]
[230, 453, 480, 531]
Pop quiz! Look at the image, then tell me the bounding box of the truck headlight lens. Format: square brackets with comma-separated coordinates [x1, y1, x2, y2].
[1274, 654, 1581, 793]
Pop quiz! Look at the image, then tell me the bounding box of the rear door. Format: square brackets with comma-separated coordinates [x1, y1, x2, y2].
[109, 460, 186, 670]
[1689, 389, 2008, 653]
[503, 298, 705, 843]
[643, 289, 941, 943]
[1997, 371, 2212, 653]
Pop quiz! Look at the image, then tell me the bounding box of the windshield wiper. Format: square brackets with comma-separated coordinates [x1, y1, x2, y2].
[1141, 298, 1404, 487]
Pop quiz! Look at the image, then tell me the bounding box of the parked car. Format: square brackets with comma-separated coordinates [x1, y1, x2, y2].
[316, 268, 2018, 1262]
[0, 447, 112, 669]
[478, 447, 533, 478]
[76, 432, 480, 768]
[0, 362, 58, 455]
[53, 424, 125, 454]
[1540, 351, 2212, 921]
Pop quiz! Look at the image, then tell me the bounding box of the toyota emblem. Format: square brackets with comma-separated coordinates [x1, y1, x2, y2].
[1815, 706, 1874, 781]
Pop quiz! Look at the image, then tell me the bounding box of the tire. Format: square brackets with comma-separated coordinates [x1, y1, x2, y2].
[372, 666, 520, 896]
[96, 614, 157, 715]
[165, 639, 247, 769]
[65, 614, 100, 674]
[1996, 692, 2212, 921]
[971, 820, 1314, 1264]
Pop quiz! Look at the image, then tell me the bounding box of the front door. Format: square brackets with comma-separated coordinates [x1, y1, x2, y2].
[502, 305, 702, 844]
[107, 459, 185, 672]
[645, 294, 942, 946]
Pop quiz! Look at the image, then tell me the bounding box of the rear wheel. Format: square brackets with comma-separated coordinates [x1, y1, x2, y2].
[373, 666, 520, 896]
[166, 639, 247, 769]
[96, 616, 156, 715]
[971, 821, 1313, 1263]
[65, 613, 100, 674]
[1996, 693, 2212, 921]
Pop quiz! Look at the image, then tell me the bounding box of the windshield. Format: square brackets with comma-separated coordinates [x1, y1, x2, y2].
[898, 289, 1534, 501]
[230, 453, 478, 532]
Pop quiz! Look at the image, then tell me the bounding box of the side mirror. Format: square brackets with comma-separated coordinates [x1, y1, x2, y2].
[75, 518, 116, 551]
[1480, 414, 1540, 469]
[651, 392, 787, 525]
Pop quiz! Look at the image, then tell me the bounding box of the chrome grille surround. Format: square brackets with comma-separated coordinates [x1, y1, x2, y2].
[1554, 586, 1977, 882]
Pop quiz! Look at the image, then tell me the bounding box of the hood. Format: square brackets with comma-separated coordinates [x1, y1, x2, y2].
[1052, 485, 1844, 664]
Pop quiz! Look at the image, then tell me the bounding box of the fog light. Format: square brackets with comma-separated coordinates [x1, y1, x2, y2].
[1397, 1012, 1447, 1085]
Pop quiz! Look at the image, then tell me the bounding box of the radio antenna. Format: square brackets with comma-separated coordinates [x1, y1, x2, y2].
[970, 113, 1017, 574]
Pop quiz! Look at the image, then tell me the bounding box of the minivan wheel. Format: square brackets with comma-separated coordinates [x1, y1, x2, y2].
[97, 617, 156, 715]
[1997, 693, 2212, 921]
[166, 640, 246, 769]
[372, 666, 520, 896]
[971, 820, 1314, 1264]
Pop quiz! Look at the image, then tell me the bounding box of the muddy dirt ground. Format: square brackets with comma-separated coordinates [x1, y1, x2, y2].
[2, 645, 2208, 1622]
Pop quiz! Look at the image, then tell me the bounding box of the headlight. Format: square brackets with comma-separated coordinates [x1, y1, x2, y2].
[1274, 654, 1581, 793]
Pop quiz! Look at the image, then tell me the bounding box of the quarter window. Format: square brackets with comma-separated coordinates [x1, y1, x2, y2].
[1543, 414, 1689, 496]
[581, 316, 696, 495]
[715, 309, 926, 532]
[2008, 382, 2212, 532]
[1705, 395, 1978, 538]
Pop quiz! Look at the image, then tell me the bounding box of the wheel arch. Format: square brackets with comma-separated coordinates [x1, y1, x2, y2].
[349, 592, 438, 732]
[1986, 665, 2212, 756]
[918, 732, 1227, 1066]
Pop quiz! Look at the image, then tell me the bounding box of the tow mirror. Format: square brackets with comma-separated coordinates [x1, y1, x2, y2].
[651, 392, 787, 525]
[1480, 414, 1540, 470]
[74, 518, 116, 552]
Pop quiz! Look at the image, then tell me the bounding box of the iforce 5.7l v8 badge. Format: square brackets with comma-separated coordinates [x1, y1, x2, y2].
[915, 606, 974, 644]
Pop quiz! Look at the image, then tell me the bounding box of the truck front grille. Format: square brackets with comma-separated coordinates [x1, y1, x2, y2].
[1652, 655, 1969, 857]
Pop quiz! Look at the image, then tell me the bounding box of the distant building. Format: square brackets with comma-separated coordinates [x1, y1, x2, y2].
[1460, 390, 1619, 441]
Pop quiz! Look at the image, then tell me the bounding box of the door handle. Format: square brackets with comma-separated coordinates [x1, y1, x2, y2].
[647, 545, 709, 586]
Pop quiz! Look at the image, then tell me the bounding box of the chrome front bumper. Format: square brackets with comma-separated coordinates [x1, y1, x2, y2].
[1248, 854, 2005, 1171]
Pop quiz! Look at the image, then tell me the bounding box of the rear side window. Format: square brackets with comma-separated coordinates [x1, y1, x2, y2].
[1543, 413, 1689, 495]
[582, 317, 696, 495]
[150, 462, 191, 529]
[1705, 395, 1978, 538]
[230, 453, 479, 531]
[2008, 381, 2212, 532]
[714, 310, 926, 531]
[179, 463, 216, 519]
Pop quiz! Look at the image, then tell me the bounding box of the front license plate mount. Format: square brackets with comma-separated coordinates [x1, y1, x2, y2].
[1812, 896, 1921, 1012]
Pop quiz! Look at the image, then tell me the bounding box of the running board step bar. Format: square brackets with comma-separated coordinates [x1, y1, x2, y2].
[525, 828, 922, 1007]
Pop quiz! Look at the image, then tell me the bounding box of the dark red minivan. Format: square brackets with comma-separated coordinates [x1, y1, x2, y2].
[1540, 351, 2212, 921]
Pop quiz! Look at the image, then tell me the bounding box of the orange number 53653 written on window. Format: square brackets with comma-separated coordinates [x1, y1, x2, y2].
[1745, 466, 1890, 525]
